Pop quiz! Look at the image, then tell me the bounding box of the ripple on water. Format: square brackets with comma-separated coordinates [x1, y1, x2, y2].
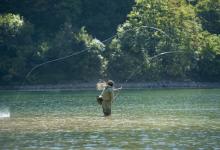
[0, 89, 220, 149]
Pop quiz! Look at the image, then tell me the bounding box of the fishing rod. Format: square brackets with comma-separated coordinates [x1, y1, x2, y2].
[15, 25, 172, 100]
[95, 26, 175, 101]
[113, 50, 185, 101]
[124, 50, 185, 83]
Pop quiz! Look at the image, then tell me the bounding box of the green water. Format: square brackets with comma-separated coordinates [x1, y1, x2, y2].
[0, 89, 220, 149]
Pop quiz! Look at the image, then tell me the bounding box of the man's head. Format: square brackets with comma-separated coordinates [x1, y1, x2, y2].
[107, 80, 114, 87]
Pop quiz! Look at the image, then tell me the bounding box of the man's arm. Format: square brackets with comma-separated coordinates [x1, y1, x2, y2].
[113, 86, 122, 91]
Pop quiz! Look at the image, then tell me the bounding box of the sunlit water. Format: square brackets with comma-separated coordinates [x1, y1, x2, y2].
[0, 89, 220, 149]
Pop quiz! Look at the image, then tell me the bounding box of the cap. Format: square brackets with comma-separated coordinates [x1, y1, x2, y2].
[107, 80, 114, 86]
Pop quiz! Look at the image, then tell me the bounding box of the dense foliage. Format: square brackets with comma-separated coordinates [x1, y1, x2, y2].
[107, 0, 220, 82]
[0, 0, 219, 85]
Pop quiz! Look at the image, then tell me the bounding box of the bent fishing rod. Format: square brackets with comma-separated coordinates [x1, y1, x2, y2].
[113, 50, 185, 101]
[15, 25, 172, 101]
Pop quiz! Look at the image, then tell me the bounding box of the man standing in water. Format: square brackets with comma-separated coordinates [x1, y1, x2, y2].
[97, 80, 120, 117]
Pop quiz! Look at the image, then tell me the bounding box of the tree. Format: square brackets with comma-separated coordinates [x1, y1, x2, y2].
[0, 0, 82, 35]
[30, 26, 106, 84]
[79, 0, 134, 40]
[196, 0, 220, 34]
[0, 0, 134, 84]
[192, 32, 220, 81]
[0, 13, 35, 85]
[107, 0, 203, 82]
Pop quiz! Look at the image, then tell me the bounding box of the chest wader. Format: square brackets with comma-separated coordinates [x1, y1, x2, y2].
[98, 86, 113, 116]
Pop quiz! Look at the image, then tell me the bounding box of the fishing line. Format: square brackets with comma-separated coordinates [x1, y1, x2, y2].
[25, 48, 89, 79]
[15, 48, 89, 100]
[96, 25, 176, 101]
[124, 50, 185, 83]
[15, 25, 171, 101]
[24, 25, 171, 81]
[113, 50, 185, 101]
[127, 25, 173, 41]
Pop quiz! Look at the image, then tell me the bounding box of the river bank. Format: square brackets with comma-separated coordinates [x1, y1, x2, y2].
[1, 81, 220, 91]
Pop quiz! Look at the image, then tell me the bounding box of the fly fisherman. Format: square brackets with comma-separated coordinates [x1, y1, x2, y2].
[97, 80, 121, 117]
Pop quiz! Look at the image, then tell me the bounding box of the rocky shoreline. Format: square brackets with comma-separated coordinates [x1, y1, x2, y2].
[1, 81, 220, 91]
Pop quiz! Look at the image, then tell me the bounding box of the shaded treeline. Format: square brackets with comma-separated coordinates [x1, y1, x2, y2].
[0, 0, 219, 85]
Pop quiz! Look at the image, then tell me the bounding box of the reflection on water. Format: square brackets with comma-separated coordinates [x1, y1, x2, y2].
[0, 89, 220, 149]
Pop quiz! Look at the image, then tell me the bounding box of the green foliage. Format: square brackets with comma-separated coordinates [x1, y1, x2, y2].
[0, 13, 35, 84]
[30, 26, 106, 83]
[193, 32, 220, 81]
[107, 0, 203, 81]
[0, 0, 133, 85]
[0, 0, 219, 85]
[79, 0, 134, 39]
[0, 13, 24, 34]
[196, 0, 220, 34]
[73, 27, 106, 81]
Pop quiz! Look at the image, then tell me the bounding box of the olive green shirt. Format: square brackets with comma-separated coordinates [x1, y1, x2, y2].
[101, 86, 113, 101]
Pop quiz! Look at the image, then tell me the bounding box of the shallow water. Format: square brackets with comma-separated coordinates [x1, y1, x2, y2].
[0, 89, 220, 149]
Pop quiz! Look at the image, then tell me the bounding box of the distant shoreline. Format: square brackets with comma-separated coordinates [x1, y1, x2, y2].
[1, 81, 220, 91]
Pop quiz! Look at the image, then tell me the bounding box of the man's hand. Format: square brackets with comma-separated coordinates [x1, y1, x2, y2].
[96, 95, 103, 105]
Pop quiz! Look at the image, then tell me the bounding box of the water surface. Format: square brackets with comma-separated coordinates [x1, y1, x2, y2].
[0, 89, 220, 149]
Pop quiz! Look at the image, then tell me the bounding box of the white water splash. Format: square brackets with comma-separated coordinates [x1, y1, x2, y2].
[0, 107, 10, 118]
